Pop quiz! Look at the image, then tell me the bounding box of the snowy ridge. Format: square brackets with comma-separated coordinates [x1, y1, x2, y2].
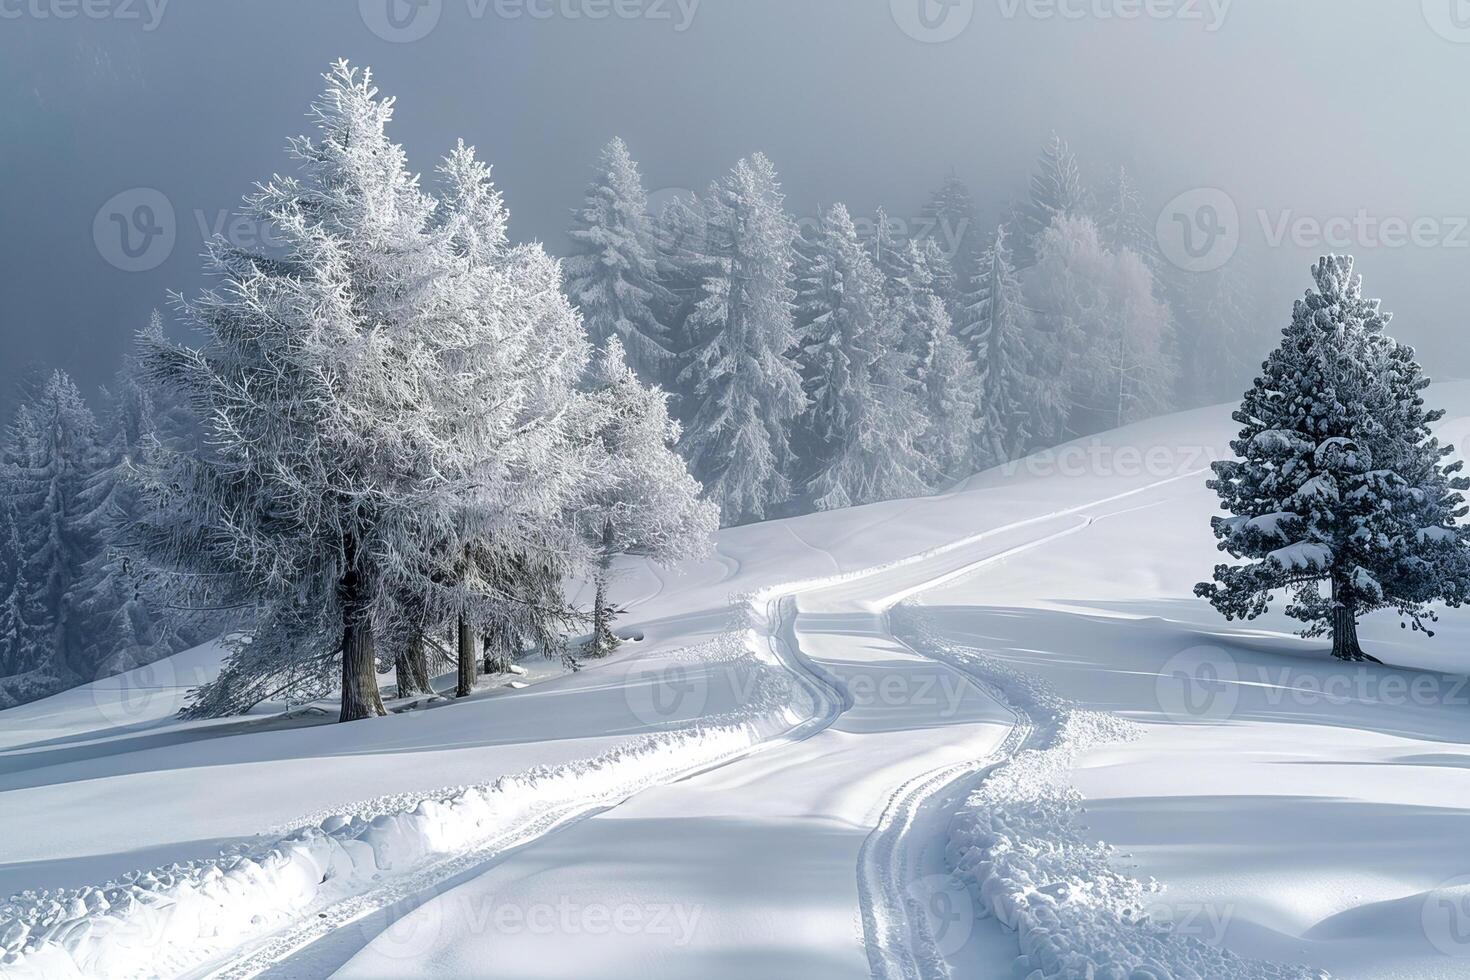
[892, 606, 1329, 980]
[0, 617, 817, 980]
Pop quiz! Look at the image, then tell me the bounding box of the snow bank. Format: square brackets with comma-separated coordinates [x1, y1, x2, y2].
[892, 606, 1329, 980]
[0, 611, 815, 980]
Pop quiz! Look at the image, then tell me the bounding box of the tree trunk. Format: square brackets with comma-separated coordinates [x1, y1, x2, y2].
[338, 558, 386, 723]
[394, 633, 433, 698]
[455, 614, 477, 698]
[588, 519, 619, 659]
[482, 629, 512, 675]
[1330, 577, 1369, 662]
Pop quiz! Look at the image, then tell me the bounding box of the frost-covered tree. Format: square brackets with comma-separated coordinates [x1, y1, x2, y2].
[677, 153, 806, 525]
[1033, 214, 1175, 436]
[798, 204, 929, 510]
[921, 171, 978, 267]
[651, 191, 716, 355]
[0, 371, 104, 697]
[914, 295, 982, 483]
[413, 139, 599, 696]
[72, 357, 195, 679]
[884, 235, 977, 478]
[133, 63, 594, 721]
[133, 63, 446, 720]
[1097, 165, 1158, 270]
[582, 338, 717, 657]
[1017, 135, 1087, 266]
[0, 500, 36, 682]
[887, 235, 956, 360]
[958, 224, 1045, 460]
[564, 138, 677, 383]
[1197, 256, 1470, 662]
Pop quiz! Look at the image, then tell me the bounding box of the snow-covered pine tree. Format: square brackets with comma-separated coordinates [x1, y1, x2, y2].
[564, 138, 677, 384]
[677, 153, 807, 525]
[1017, 134, 1088, 267]
[1097, 165, 1159, 270]
[133, 63, 449, 721]
[865, 276, 933, 497]
[0, 500, 33, 682]
[871, 209, 912, 307]
[958, 223, 1044, 460]
[798, 204, 929, 510]
[133, 63, 592, 721]
[581, 338, 717, 657]
[652, 191, 715, 355]
[1197, 256, 1470, 661]
[920, 171, 978, 268]
[913, 295, 982, 484]
[886, 235, 956, 360]
[0, 371, 104, 699]
[72, 356, 192, 680]
[425, 139, 600, 695]
[1033, 214, 1175, 436]
[883, 235, 977, 479]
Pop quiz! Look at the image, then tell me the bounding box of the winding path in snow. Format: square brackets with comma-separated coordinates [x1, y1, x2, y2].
[327, 504, 1139, 979]
[136, 472, 1205, 980]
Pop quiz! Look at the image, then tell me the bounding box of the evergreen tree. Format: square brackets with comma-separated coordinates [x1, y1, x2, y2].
[0, 371, 104, 691]
[582, 338, 717, 657]
[1197, 256, 1470, 661]
[1017, 134, 1087, 266]
[1033, 214, 1175, 436]
[870, 209, 910, 298]
[887, 235, 957, 360]
[798, 204, 928, 510]
[0, 500, 34, 680]
[651, 191, 716, 354]
[564, 137, 677, 383]
[920, 171, 978, 268]
[913, 295, 982, 484]
[132, 63, 594, 720]
[72, 358, 192, 679]
[677, 153, 806, 525]
[958, 224, 1043, 459]
[1097, 165, 1159, 269]
[430, 139, 598, 696]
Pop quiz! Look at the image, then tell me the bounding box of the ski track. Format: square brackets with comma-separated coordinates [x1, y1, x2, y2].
[712, 544, 742, 584]
[854, 521, 1095, 980]
[5, 468, 1209, 980]
[175, 596, 846, 980]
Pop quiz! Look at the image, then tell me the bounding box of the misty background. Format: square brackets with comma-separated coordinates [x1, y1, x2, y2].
[3, 0, 1468, 418]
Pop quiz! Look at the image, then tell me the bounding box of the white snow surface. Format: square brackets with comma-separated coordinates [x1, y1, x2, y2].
[8, 385, 1470, 978]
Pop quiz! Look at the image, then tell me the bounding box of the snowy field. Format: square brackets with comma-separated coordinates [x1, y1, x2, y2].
[8, 385, 1470, 979]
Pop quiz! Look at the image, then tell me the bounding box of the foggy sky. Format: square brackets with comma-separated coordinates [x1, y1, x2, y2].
[3, 0, 1468, 418]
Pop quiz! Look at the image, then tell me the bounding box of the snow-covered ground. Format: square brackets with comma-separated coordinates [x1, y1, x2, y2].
[8, 385, 1470, 978]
